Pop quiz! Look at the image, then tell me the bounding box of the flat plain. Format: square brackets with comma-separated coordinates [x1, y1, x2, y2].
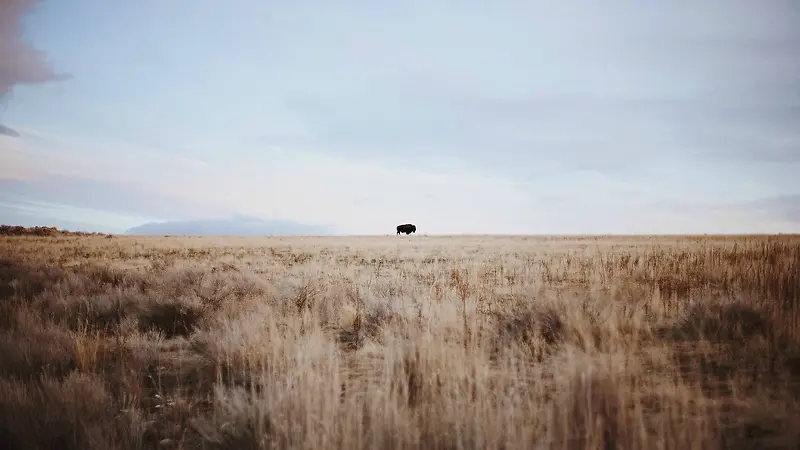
[0, 234, 799, 449]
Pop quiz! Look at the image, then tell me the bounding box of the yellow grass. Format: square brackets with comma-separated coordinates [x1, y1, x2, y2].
[0, 234, 799, 449]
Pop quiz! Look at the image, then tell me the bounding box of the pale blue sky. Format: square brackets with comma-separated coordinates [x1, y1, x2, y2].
[0, 0, 798, 234]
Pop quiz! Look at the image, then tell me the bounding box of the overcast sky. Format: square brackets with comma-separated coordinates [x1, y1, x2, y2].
[1, 0, 798, 234]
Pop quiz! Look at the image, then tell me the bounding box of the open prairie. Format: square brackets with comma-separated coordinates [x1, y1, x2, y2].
[1, 234, 799, 449]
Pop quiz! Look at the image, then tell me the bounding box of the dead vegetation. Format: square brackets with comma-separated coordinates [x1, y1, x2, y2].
[0, 224, 105, 237]
[0, 234, 798, 449]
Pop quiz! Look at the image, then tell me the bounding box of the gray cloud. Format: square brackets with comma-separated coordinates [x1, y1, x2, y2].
[0, 0, 69, 94]
[278, 0, 799, 182]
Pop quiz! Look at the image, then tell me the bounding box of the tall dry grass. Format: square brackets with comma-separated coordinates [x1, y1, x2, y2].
[0, 234, 798, 449]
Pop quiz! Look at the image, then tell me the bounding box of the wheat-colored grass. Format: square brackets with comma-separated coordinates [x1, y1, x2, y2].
[0, 234, 798, 449]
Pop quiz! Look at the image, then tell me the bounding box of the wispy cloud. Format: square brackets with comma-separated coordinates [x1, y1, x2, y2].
[3, 126, 798, 235]
[1, 130, 540, 234]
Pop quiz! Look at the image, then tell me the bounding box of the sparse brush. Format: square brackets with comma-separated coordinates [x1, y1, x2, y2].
[0, 234, 798, 449]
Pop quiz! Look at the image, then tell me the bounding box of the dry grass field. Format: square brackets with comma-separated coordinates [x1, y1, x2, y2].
[1, 233, 799, 449]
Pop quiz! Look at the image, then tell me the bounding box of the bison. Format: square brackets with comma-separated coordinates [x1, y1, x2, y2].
[396, 223, 416, 235]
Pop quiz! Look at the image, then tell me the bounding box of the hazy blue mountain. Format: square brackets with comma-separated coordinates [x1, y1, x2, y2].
[125, 214, 331, 236]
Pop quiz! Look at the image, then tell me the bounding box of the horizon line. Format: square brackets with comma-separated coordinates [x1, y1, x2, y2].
[3, 224, 798, 239]
[120, 233, 799, 238]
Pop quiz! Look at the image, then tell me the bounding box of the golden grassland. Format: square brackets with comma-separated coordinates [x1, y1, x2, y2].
[0, 234, 799, 449]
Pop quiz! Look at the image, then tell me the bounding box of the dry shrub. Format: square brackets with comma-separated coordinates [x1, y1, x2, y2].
[0, 324, 77, 380]
[489, 300, 566, 362]
[655, 301, 800, 404]
[191, 327, 343, 449]
[0, 224, 99, 237]
[0, 373, 144, 450]
[718, 400, 800, 450]
[0, 258, 65, 301]
[27, 263, 264, 338]
[666, 301, 775, 342]
[360, 295, 409, 343]
[138, 300, 207, 338]
[547, 352, 719, 450]
[34, 286, 209, 338]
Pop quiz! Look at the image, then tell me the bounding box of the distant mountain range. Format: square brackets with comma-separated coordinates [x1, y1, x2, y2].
[125, 215, 331, 236]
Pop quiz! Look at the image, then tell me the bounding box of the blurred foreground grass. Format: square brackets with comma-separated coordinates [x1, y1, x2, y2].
[0, 234, 799, 449]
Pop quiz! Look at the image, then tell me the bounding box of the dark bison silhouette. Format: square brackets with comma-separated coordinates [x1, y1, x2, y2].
[396, 223, 416, 235]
